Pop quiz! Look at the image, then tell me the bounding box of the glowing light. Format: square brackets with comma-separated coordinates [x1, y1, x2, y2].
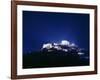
[70, 43, 76, 46]
[78, 52, 84, 55]
[42, 40, 80, 53]
[61, 40, 70, 45]
[54, 43, 58, 46]
[42, 43, 53, 49]
[63, 49, 68, 52]
[54, 46, 62, 50]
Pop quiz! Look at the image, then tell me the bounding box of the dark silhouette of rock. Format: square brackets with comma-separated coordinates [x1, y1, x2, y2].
[23, 40, 89, 69]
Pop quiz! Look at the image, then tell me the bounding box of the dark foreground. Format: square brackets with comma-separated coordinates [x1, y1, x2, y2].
[23, 50, 89, 69]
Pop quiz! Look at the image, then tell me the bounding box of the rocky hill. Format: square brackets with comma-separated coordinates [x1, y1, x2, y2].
[23, 40, 89, 69]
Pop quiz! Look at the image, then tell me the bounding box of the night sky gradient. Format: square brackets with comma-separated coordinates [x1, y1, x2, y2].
[23, 11, 89, 54]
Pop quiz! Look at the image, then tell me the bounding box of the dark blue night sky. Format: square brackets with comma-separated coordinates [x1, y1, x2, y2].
[23, 11, 89, 54]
